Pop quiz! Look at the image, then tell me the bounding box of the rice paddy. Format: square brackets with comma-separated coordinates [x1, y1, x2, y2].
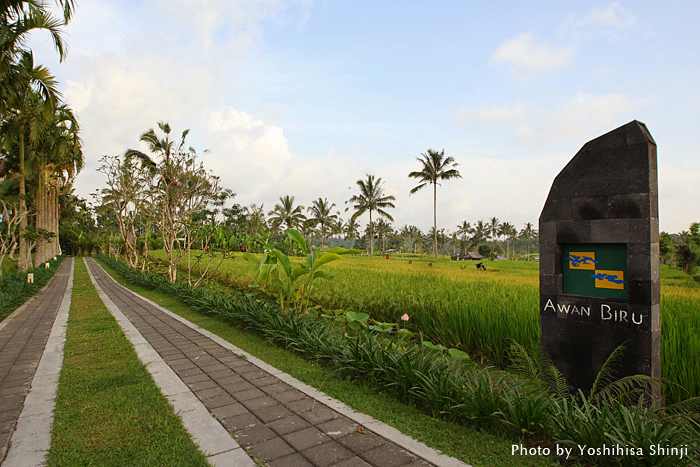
[149, 250, 700, 402]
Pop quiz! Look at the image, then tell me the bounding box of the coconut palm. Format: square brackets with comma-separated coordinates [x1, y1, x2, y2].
[408, 148, 462, 258]
[329, 217, 343, 247]
[520, 222, 537, 260]
[499, 221, 516, 259]
[472, 220, 490, 249]
[375, 218, 393, 253]
[125, 121, 190, 170]
[456, 221, 473, 256]
[348, 174, 395, 258]
[343, 218, 360, 249]
[267, 195, 306, 232]
[306, 197, 337, 248]
[489, 217, 500, 253]
[245, 203, 266, 235]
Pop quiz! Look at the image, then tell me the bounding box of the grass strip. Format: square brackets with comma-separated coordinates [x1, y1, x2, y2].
[97, 258, 564, 467]
[47, 258, 209, 467]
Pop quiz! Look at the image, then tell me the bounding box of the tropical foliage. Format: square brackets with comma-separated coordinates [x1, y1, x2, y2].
[408, 148, 462, 258]
[0, 0, 82, 272]
[348, 174, 395, 258]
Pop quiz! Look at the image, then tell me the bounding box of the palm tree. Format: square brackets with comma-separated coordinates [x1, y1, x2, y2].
[0, 79, 61, 271]
[520, 222, 537, 260]
[245, 203, 266, 234]
[29, 102, 82, 263]
[306, 197, 337, 248]
[343, 218, 360, 249]
[472, 220, 490, 249]
[1, 1, 73, 115]
[348, 174, 395, 258]
[489, 217, 500, 253]
[456, 221, 472, 256]
[267, 195, 306, 232]
[375, 218, 393, 253]
[499, 221, 516, 259]
[408, 148, 462, 258]
[125, 121, 189, 169]
[328, 217, 343, 248]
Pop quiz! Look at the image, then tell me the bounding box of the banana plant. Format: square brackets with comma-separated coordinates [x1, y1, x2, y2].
[244, 229, 359, 317]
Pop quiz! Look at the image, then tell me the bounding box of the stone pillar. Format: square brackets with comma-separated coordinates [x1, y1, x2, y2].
[539, 120, 660, 391]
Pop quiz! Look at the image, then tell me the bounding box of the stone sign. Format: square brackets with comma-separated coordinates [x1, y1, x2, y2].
[539, 120, 660, 391]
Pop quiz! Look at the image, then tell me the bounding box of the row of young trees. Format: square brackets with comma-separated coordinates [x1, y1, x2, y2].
[0, 1, 83, 276]
[92, 129, 540, 282]
[96, 122, 225, 282]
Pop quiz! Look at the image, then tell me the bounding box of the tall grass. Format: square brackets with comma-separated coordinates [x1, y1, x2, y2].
[148, 250, 700, 403]
[661, 288, 700, 403]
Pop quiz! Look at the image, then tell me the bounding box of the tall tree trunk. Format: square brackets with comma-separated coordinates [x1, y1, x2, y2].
[52, 184, 58, 257]
[369, 209, 373, 258]
[53, 186, 60, 257]
[18, 139, 27, 272]
[36, 175, 46, 265]
[433, 183, 437, 258]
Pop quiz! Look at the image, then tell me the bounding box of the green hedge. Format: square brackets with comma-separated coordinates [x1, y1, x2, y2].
[0, 256, 66, 320]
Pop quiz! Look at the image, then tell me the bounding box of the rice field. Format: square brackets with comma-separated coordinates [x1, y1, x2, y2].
[149, 250, 700, 402]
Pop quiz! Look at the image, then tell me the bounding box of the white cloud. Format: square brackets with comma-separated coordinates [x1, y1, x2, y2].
[147, 0, 313, 54]
[453, 94, 641, 145]
[559, 1, 636, 36]
[659, 161, 700, 233]
[491, 32, 576, 80]
[453, 102, 534, 127]
[206, 107, 292, 184]
[63, 80, 92, 112]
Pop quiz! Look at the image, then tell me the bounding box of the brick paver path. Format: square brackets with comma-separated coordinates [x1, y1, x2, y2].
[85, 258, 437, 467]
[0, 259, 73, 463]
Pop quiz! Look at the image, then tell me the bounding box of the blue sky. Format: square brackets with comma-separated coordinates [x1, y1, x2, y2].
[29, 1, 700, 233]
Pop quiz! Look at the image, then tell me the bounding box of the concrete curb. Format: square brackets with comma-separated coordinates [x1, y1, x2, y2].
[84, 259, 255, 467]
[96, 262, 471, 467]
[3, 258, 74, 467]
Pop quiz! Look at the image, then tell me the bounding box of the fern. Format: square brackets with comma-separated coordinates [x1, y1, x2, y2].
[590, 341, 627, 400]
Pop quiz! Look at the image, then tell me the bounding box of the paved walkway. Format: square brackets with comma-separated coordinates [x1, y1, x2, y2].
[0, 259, 73, 465]
[84, 258, 467, 467]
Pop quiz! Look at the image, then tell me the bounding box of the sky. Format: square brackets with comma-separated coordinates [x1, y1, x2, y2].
[27, 0, 700, 234]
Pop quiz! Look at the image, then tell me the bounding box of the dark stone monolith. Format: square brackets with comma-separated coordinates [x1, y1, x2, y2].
[539, 120, 660, 391]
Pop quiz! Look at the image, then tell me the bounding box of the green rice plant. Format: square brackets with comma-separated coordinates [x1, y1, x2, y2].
[661, 288, 700, 403]
[147, 248, 700, 404]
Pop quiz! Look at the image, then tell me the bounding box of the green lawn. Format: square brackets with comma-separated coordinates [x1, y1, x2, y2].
[47, 258, 209, 466]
